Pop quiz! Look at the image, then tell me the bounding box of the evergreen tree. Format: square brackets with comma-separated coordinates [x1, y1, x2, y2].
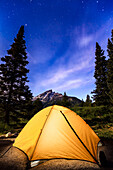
[92, 42, 108, 106]
[63, 92, 68, 103]
[0, 26, 32, 124]
[61, 92, 71, 107]
[80, 99, 84, 107]
[85, 95, 92, 107]
[107, 29, 113, 105]
[30, 99, 43, 119]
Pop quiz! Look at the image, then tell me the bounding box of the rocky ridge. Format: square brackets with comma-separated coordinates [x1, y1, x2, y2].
[33, 89, 82, 107]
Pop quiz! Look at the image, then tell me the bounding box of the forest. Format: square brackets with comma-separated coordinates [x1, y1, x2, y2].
[0, 26, 113, 139]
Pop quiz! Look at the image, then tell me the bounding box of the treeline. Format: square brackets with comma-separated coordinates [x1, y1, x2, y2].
[79, 30, 113, 108]
[92, 30, 113, 107]
[57, 30, 113, 109]
[58, 30, 113, 111]
[0, 26, 113, 126]
[0, 26, 39, 125]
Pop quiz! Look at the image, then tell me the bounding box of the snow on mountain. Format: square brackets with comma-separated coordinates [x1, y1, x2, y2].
[33, 89, 82, 107]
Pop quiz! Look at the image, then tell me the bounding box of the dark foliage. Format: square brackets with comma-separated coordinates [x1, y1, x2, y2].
[84, 95, 92, 107]
[92, 42, 109, 106]
[107, 29, 113, 105]
[0, 26, 32, 124]
[29, 99, 43, 119]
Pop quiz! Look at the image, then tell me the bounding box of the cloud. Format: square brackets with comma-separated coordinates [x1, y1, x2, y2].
[53, 79, 83, 91]
[31, 19, 113, 97]
[27, 46, 54, 64]
[79, 35, 93, 47]
[54, 77, 94, 92]
[31, 46, 94, 97]
[27, 38, 56, 65]
[41, 55, 92, 87]
[71, 25, 94, 48]
[28, 22, 64, 65]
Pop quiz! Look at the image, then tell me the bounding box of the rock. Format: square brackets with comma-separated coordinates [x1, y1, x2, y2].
[0, 146, 29, 170]
[30, 159, 100, 170]
[11, 132, 18, 138]
[33, 89, 82, 107]
[5, 132, 12, 138]
[0, 135, 6, 139]
[0, 140, 14, 154]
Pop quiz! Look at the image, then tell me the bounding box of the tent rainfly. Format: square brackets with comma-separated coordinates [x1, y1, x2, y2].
[13, 105, 100, 166]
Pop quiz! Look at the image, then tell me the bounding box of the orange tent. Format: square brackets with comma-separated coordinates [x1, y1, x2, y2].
[13, 105, 100, 165]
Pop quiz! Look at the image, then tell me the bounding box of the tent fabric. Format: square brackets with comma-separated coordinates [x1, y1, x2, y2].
[13, 105, 100, 164]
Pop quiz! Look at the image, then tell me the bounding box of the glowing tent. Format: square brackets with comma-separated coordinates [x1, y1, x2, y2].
[13, 105, 100, 165]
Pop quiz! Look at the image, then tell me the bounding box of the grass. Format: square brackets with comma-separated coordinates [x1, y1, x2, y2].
[0, 118, 28, 135]
[71, 106, 113, 139]
[0, 106, 113, 139]
[94, 127, 113, 139]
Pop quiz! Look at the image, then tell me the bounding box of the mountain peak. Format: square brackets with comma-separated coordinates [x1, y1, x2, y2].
[33, 90, 82, 107]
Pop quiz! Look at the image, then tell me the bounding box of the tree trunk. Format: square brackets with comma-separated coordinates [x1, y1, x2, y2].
[5, 108, 10, 125]
[5, 81, 13, 125]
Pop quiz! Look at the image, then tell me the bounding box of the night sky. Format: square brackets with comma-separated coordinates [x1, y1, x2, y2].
[0, 0, 113, 100]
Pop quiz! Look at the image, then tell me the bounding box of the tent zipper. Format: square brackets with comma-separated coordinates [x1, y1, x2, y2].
[60, 111, 100, 166]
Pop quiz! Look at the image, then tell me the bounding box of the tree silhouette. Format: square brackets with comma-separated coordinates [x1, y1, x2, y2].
[0, 26, 32, 124]
[107, 29, 113, 105]
[92, 42, 108, 106]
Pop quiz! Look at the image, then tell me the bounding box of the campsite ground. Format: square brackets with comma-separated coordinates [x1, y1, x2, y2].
[0, 137, 113, 170]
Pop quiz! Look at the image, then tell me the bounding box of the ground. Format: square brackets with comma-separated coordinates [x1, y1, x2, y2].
[0, 138, 113, 170]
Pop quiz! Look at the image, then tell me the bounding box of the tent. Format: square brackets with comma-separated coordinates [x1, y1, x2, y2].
[13, 105, 100, 165]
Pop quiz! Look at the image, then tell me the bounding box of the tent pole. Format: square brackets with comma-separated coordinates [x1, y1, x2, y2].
[60, 111, 100, 167]
[30, 106, 54, 160]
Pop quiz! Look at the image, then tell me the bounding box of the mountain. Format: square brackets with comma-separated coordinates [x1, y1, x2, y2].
[33, 89, 82, 107]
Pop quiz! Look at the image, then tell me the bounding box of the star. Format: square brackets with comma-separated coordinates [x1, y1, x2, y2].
[25, 24, 28, 26]
[96, 1, 99, 3]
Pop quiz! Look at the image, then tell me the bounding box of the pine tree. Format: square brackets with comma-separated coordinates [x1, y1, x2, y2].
[80, 99, 84, 107]
[107, 29, 113, 105]
[62, 92, 71, 107]
[30, 99, 43, 119]
[92, 42, 108, 106]
[85, 95, 92, 107]
[0, 26, 32, 124]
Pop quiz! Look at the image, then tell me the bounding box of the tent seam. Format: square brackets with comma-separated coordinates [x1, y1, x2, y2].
[60, 110, 100, 166]
[30, 106, 54, 160]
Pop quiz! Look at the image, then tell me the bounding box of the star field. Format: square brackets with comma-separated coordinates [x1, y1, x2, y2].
[0, 0, 113, 100]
